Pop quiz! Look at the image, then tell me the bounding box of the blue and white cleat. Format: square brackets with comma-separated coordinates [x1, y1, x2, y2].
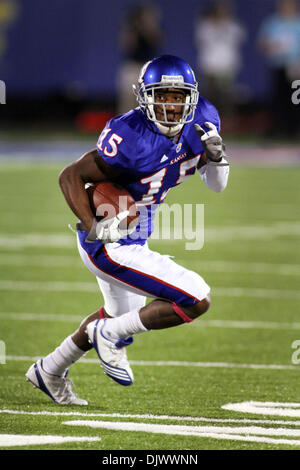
[25, 359, 88, 405]
[86, 318, 134, 386]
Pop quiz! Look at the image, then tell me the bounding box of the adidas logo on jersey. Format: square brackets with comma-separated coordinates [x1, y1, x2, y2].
[160, 154, 168, 163]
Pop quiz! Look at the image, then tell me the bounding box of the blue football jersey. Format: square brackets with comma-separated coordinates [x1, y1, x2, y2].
[78, 97, 220, 254]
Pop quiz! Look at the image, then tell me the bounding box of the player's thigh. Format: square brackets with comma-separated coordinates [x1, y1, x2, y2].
[77, 238, 210, 308]
[96, 276, 146, 317]
[102, 243, 210, 308]
[77, 238, 146, 317]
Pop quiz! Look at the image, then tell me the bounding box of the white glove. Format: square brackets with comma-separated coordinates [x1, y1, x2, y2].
[194, 122, 226, 163]
[86, 210, 135, 243]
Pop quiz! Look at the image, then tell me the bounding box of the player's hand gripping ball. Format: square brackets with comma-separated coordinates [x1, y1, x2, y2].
[86, 182, 139, 243]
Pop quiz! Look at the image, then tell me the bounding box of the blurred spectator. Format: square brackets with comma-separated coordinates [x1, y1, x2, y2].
[257, 0, 300, 137]
[117, 3, 163, 115]
[0, 0, 19, 63]
[194, 0, 246, 127]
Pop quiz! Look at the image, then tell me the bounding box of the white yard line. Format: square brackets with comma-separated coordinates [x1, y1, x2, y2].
[3, 406, 300, 447]
[2, 253, 300, 276]
[62, 420, 300, 446]
[1, 408, 300, 426]
[222, 402, 300, 418]
[0, 222, 300, 250]
[0, 312, 83, 322]
[214, 287, 300, 300]
[5, 354, 300, 371]
[194, 319, 300, 330]
[1, 311, 300, 330]
[0, 234, 75, 249]
[0, 280, 96, 292]
[178, 260, 300, 276]
[0, 254, 82, 267]
[0, 279, 299, 300]
[0, 434, 100, 447]
[63, 419, 300, 437]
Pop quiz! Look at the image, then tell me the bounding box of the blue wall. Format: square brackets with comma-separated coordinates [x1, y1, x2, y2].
[0, 0, 278, 100]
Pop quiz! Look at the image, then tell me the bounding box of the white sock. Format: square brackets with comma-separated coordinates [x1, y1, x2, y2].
[102, 309, 148, 342]
[42, 335, 86, 376]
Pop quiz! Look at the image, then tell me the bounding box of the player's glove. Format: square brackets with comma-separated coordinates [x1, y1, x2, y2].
[85, 210, 134, 243]
[194, 122, 227, 163]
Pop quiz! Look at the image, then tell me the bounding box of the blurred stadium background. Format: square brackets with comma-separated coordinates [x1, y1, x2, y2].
[0, 0, 299, 142]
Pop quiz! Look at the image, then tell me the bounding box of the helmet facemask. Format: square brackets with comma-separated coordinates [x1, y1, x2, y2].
[134, 75, 199, 136]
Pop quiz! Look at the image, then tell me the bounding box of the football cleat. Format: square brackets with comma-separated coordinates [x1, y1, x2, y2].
[86, 318, 134, 386]
[25, 359, 88, 405]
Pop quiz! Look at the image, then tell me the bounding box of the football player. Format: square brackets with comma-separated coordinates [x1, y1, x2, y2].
[26, 55, 229, 404]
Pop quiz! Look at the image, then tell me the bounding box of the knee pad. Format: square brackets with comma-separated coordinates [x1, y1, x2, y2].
[171, 302, 194, 323]
[99, 307, 104, 319]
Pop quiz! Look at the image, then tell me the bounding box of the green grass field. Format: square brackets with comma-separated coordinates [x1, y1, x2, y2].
[0, 156, 300, 451]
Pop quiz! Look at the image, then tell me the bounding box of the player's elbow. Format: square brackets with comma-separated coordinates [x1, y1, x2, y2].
[58, 163, 77, 189]
[58, 165, 68, 188]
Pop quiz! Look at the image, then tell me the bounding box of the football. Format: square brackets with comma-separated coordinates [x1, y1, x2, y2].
[86, 181, 138, 232]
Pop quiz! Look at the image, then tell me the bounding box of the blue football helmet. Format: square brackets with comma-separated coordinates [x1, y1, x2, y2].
[133, 55, 199, 133]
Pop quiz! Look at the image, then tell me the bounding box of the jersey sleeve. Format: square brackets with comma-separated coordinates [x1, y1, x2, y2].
[195, 97, 221, 134]
[207, 104, 221, 134]
[96, 118, 135, 172]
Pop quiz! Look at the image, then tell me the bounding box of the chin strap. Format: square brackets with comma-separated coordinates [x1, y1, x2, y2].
[155, 121, 183, 137]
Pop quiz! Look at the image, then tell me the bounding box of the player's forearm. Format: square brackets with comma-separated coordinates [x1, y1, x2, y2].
[59, 164, 95, 231]
[194, 121, 229, 192]
[59, 149, 118, 231]
[198, 159, 229, 192]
